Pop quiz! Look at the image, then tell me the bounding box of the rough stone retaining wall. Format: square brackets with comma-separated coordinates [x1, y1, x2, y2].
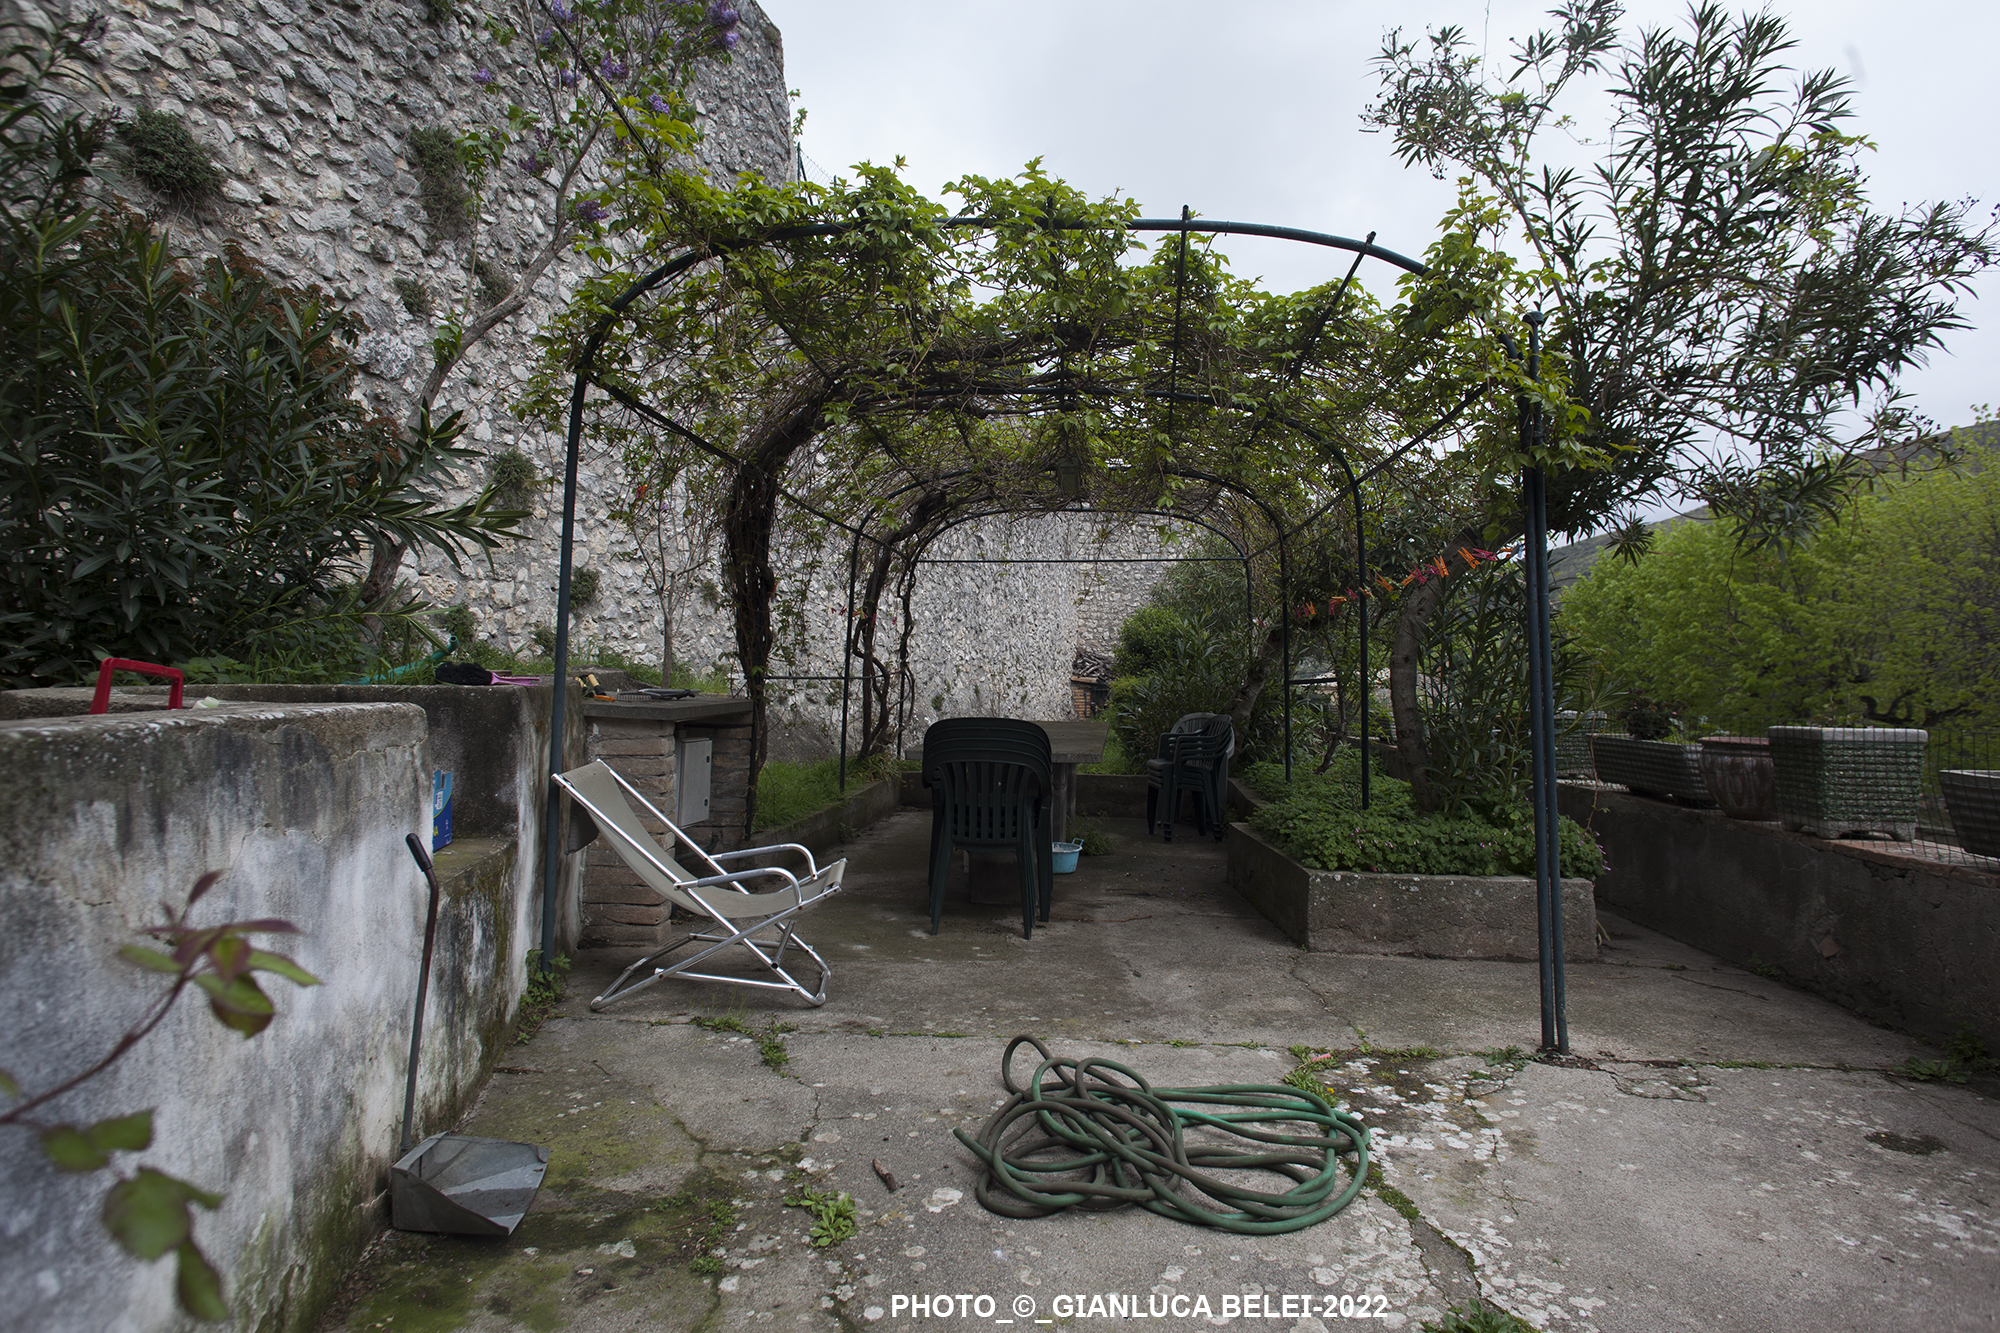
[1559, 783, 2000, 1049]
[32, 0, 1183, 742]
[0, 702, 527, 1332]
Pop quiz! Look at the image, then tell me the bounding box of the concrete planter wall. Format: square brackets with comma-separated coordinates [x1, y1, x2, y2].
[1225, 823, 1596, 960]
[1559, 782, 1998, 1050]
[1590, 734, 1713, 805]
[755, 778, 900, 858]
[1768, 726, 1927, 841]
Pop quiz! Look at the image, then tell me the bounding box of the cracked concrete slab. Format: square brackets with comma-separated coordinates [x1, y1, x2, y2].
[319, 812, 1998, 1332]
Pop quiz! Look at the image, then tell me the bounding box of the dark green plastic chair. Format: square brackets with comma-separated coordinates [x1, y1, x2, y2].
[922, 719, 1054, 938]
[1146, 714, 1233, 842]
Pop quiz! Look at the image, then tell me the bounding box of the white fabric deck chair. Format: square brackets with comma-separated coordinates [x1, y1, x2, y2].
[553, 760, 846, 1009]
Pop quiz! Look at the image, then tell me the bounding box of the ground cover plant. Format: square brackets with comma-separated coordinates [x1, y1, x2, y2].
[1242, 751, 1601, 878]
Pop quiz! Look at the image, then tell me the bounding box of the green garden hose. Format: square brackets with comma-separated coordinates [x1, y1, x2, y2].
[952, 1036, 1371, 1235]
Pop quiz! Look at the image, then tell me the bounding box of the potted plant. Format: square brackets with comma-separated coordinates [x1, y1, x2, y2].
[1767, 726, 1927, 841]
[1698, 735, 1776, 820]
[1589, 697, 1712, 805]
[1939, 770, 2000, 859]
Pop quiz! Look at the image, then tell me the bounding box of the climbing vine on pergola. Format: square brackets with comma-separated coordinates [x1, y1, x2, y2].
[523, 164, 1592, 1049]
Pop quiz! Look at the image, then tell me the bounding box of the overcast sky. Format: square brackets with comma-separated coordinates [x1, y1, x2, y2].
[770, 0, 1998, 489]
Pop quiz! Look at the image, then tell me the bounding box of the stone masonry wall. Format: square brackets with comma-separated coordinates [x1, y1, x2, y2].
[32, 0, 1180, 735]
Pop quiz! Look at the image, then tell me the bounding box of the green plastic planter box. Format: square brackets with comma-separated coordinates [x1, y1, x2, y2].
[1589, 734, 1712, 805]
[1767, 726, 1927, 841]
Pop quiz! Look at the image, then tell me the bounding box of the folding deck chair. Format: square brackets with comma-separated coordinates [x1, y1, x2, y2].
[553, 760, 846, 1009]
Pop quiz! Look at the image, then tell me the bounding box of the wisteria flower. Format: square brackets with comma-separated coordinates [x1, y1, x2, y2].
[557, 66, 579, 87]
[646, 93, 670, 114]
[518, 151, 548, 175]
[575, 198, 608, 222]
[550, 0, 574, 25]
[471, 66, 494, 84]
[599, 55, 629, 80]
[536, 26, 555, 47]
[715, 29, 738, 50]
[707, 3, 739, 26]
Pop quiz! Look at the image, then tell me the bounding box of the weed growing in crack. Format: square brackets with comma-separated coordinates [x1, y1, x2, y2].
[785, 1185, 857, 1248]
[1899, 1028, 1997, 1084]
[652, 1176, 737, 1274]
[513, 951, 571, 1044]
[694, 1013, 795, 1070]
[1421, 1300, 1538, 1333]
[1366, 1163, 1422, 1223]
[1477, 1046, 1528, 1069]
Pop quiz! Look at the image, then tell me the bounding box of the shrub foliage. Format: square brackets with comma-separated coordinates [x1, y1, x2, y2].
[1242, 753, 1602, 879]
[0, 31, 522, 685]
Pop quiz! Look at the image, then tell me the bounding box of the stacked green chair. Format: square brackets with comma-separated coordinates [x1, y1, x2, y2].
[1146, 713, 1234, 842]
[922, 718, 1054, 938]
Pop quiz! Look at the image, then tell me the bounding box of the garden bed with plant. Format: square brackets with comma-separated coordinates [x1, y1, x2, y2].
[1224, 752, 1600, 959]
[1239, 753, 1602, 879]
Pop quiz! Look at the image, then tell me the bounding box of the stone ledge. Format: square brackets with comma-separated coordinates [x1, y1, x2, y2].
[1226, 822, 1596, 961]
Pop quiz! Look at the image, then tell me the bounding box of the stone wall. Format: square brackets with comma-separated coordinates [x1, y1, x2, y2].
[33, 0, 1183, 742]
[0, 702, 528, 1332]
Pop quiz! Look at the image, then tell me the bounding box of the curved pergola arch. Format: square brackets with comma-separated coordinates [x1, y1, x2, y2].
[536, 207, 1573, 1052]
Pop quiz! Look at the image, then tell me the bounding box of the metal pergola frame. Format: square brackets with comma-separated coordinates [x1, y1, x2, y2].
[537, 209, 1571, 1052]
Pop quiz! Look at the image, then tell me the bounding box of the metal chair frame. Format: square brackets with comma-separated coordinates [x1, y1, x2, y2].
[553, 760, 845, 1009]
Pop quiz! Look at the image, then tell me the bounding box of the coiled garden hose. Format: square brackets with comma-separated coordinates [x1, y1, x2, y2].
[953, 1036, 1371, 1235]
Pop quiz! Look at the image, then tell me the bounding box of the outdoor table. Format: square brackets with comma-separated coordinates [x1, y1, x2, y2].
[908, 718, 1108, 844]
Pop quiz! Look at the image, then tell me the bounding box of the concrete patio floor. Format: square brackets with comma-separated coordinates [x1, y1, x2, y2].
[317, 811, 1999, 1333]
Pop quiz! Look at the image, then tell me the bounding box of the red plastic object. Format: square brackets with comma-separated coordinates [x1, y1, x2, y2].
[90, 659, 185, 714]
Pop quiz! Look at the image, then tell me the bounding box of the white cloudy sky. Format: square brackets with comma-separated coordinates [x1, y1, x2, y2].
[770, 0, 1997, 483]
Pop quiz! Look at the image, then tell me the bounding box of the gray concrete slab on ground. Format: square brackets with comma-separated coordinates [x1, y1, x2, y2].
[319, 812, 1998, 1333]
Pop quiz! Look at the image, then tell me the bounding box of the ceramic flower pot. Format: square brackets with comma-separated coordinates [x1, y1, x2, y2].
[1939, 770, 2000, 859]
[1589, 734, 1712, 805]
[1767, 726, 1927, 841]
[1698, 735, 1777, 820]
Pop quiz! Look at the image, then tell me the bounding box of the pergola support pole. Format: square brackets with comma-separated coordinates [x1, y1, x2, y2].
[538, 372, 588, 978]
[1522, 310, 1569, 1055]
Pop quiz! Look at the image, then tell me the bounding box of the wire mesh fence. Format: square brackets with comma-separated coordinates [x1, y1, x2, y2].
[1550, 711, 2000, 871]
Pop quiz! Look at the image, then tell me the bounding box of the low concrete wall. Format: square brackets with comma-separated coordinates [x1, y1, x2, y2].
[0, 703, 534, 1331]
[2, 681, 589, 955]
[757, 778, 900, 858]
[1226, 823, 1597, 960]
[1559, 783, 2000, 1049]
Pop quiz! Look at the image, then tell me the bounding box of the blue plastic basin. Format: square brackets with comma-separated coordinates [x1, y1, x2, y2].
[1052, 841, 1082, 874]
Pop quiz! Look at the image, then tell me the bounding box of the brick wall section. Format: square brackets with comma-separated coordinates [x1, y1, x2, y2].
[580, 716, 678, 947]
[699, 723, 754, 849]
[577, 714, 754, 948]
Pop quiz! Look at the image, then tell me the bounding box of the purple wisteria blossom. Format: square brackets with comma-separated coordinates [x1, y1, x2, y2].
[518, 151, 548, 175]
[550, 0, 574, 25]
[598, 55, 629, 80]
[707, 3, 738, 26]
[471, 66, 494, 84]
[575, 199, 608, 222]
[715, 29, 738, 50]
[536, 26, 555, 47]
[557, 66, 579, 87]
[647, 93, 670, 114]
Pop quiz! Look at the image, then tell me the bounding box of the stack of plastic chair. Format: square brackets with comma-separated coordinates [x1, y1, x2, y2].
[1146, 713, 1234, 842]
[922, 718, 1054, 938]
